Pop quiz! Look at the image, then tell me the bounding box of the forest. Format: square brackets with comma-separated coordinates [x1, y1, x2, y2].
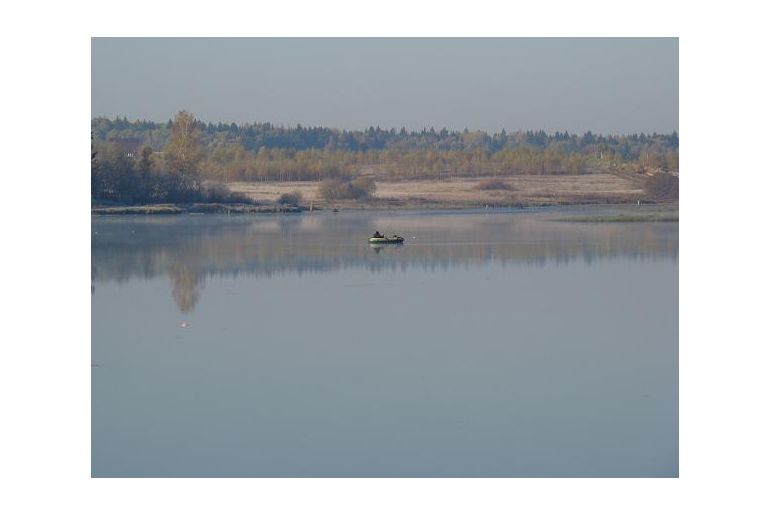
[91, 112, 679, 204]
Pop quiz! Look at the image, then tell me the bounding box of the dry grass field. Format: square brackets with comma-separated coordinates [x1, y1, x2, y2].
[228, 173, 646, 209]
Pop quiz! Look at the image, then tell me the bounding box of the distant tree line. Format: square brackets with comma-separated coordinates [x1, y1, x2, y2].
[93, 116, 678, 179]
[93, 116, 677, 157]
[92, 113, 679, 203]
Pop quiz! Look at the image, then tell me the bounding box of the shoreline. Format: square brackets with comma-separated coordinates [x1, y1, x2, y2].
[91, 203, 304, 215]
[92, 199, 678, 216]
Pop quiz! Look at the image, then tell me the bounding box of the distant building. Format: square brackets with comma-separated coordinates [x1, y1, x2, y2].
[110, 137, 144, 158]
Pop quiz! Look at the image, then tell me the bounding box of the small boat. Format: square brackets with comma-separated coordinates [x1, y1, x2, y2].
[368, 236, 404, 244]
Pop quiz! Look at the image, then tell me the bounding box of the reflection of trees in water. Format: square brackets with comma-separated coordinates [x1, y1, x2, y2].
[168, 263, 205, 313]
[276, 214, 304, 235]
[92, 213, 678, 313]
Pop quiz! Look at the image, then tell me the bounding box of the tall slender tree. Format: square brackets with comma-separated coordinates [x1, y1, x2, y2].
[165, 111, 202, 181]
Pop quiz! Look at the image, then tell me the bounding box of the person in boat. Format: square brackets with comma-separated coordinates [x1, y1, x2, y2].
[373, 231, 384, 238]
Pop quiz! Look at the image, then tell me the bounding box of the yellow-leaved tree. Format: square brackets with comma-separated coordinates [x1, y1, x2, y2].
[165, 110, 203, 183]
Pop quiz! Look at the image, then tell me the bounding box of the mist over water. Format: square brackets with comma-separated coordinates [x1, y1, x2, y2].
[92, 207, 678, 477]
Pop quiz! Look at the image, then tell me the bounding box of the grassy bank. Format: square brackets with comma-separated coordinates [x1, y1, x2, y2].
[92, 173, 678, 215]
[553, 212, 678, 223]
[91, 203, 304, 215]
[228, 173, 653, 210]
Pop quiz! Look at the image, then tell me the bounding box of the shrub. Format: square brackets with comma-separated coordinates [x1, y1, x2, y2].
[477, 179, 512, 190]
[277, 191, 304, 205]
[350, 176, 377, 197]
[319, 177, 376, 200]
[318, 178, 347, 199]
[200, 182, 253, 204]
[644, 173, 678, 200]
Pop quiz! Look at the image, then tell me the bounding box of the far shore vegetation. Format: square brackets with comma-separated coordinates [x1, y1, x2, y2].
[553, 213, 679, 223]
[92, 111, 679, 211]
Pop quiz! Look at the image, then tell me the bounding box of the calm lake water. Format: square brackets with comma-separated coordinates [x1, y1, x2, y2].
[92, 207, 678, 477]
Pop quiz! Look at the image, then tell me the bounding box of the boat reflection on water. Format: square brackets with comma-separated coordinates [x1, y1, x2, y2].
[369, 241, 405, 253]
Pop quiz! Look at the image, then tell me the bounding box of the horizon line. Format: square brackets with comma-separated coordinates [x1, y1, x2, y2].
[91, 115, 678, 138]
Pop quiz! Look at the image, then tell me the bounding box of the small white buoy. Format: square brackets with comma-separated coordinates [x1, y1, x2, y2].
[180, 321, 190, 329]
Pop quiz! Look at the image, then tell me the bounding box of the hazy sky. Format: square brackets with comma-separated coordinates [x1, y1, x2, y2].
[92, 38, 678, 134]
